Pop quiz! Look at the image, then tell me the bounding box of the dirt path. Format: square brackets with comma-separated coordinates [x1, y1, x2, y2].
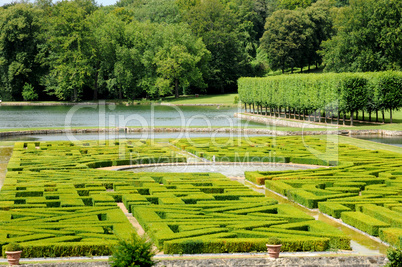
[117, 203, 145, 236]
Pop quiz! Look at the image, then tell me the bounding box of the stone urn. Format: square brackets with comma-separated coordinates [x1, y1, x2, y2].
[266, 244, 282, 258]
[266, 237, 282, 259]
[4, 242, 23, 266]
[5, 250, 22, 265]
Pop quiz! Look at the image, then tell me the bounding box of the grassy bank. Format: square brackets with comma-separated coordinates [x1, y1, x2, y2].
[0, 94, 239, 106]
[161, 93, 238, 105]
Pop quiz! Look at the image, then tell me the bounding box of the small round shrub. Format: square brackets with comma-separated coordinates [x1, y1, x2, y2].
[267, 237, 282, 245]
[4, 243, 23, 252]
[109, 234, 155, 267]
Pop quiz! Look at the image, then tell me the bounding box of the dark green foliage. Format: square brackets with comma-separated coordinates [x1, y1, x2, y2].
[386, 248, 402, 267]
[180, 0, 252, 93]
[260, 0, 333, 73]
[109, 234, 155, 267]
[21, 83, 38, 101]
[4, 242, 22, 252]
[321, 0, 402, 72]
[0, 3, 44, 101]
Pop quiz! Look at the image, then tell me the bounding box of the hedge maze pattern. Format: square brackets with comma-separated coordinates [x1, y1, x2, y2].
[238, 138, 402, 249]
[0, 136, 400, 256]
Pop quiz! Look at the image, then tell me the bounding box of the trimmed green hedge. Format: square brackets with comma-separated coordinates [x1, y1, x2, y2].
[379, 228, 402, 249]
[238, 71, 402, 125]
[4, 136, 400, 255]
[341, 212, 390, 236]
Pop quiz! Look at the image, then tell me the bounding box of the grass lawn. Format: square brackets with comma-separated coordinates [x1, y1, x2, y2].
[161, 93, 238, 105]
[317, 135, 402, 154]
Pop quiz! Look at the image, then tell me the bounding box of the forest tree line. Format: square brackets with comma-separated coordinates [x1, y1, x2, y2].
[0, 0, 401, 101]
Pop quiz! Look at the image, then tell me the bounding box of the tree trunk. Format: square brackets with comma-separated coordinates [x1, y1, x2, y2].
[303, 109, 305, 120]
[175, 79, 179, 98]
[355, 111, 358, 120]
[318, 110, 321, 123]
[253, 103, 255, 114]
[369, 111, 371, 122]
[93, 69, 99, 100]
[244, 103, 247, 112]
[119, 88, 122, 100]
[350, 111, 354, 126]
[265, 106, 268, 116]
[73, 88, 77, 102]
[376, 110, 379, 122]
[362, 110, 364, 121]
[390, 109, 392, 123]
[343, 113, 346, 126]
[382, 110, 385, 123]
[337, 111, 340, 125]
[324, 112, 327, 124]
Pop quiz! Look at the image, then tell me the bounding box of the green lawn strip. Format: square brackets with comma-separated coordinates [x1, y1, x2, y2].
[327, 136, 402, 154]
[1, 94, 239, 106]
[161, 94, 238, 105]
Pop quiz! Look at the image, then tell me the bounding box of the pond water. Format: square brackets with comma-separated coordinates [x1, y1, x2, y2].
[0, 104, 262, 129]
[353, 134, 402, 147]
[125, 163, 319, 177]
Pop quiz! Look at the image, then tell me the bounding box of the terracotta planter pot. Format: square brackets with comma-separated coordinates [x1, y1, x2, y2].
[5, 250, 22, 265]
[266, 244, 282, 259]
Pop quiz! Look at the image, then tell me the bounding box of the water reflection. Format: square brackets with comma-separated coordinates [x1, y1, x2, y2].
[352, 135, 402, 147]
[0, 104, 262, 128]
[0, 132, 272, 142]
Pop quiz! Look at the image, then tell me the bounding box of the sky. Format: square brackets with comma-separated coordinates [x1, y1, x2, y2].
[0, 0, 118, 7]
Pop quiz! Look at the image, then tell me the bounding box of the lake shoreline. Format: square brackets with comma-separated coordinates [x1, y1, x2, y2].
[1, 126, 401, 138]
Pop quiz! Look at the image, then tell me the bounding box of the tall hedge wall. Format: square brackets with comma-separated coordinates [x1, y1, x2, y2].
[238, 71, 402, 124]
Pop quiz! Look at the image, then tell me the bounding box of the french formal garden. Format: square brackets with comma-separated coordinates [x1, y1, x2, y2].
[1, 136, 400, 257]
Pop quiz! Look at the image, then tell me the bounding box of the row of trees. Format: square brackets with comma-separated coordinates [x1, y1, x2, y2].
[238, 72, 402, 125]
[0, 0, 400, 101]
[0, 0, 267, 101]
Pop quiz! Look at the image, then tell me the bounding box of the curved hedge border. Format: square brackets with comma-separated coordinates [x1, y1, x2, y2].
[238, 71, 402, 125]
